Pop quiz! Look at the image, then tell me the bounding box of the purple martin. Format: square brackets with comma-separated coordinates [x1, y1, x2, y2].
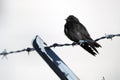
[64, 15, 101, 56]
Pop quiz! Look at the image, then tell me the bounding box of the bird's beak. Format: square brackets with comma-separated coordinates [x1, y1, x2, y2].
[65, 18, 69, 22]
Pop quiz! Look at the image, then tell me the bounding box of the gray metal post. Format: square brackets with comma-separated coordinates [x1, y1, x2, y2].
[32, 36, 80, 80]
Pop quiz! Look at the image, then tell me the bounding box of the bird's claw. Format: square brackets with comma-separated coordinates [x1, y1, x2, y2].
[79, 40, 86, 45]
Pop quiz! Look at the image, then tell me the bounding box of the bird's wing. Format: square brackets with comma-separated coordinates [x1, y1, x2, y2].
[76, 23, 92, 40]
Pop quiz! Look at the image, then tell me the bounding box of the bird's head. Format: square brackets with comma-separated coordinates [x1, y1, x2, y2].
[65, 15, 79, 22]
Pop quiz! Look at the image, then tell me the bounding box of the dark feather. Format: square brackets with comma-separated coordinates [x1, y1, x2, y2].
[64, 15, 101, 56]
[80, 43, 97, 56]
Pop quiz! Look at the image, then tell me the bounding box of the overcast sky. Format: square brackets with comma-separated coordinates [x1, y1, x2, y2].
[0, 0, 120, 80]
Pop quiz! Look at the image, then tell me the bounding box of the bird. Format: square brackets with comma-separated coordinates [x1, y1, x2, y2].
[64, 15, 101, 56]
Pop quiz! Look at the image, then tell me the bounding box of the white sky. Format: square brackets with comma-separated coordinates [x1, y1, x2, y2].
[0, 0, 120, 80]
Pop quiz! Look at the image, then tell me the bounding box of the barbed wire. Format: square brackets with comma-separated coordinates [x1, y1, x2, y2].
[48, 34, 120, 47]
[0, 34, 120, 58]
[0, 48, 35, 59]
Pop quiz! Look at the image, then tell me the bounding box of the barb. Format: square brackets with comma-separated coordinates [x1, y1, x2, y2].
[95, 34, 120, 41]
[0, 34, 120, 57]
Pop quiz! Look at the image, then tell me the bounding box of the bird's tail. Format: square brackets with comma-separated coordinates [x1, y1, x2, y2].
[93, 42, 101, 47]
[80, 43, 97, 56]
[80, 42, 101, 56]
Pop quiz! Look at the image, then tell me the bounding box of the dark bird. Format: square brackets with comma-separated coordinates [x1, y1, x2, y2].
[64, 15, 101, 56]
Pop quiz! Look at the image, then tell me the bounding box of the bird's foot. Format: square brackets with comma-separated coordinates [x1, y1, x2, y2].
[79, 40, 86, 45]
